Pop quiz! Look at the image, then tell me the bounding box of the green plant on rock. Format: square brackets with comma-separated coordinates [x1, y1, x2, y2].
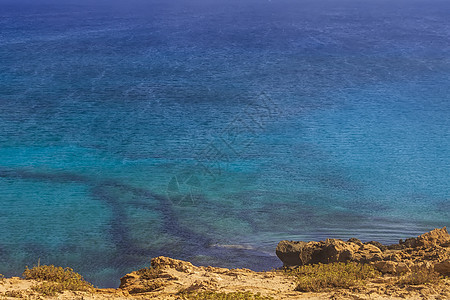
[285, 262, 380, 292]
[23, 264, 94, 296]
[31, 282, 63, 296]
[179, 291, 273, 300]
[397, 265, 442, 286]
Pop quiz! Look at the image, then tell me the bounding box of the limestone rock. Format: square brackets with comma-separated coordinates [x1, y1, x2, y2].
[151, 256, 194, 273]
[396, 262, 410, 273]
[400, 227, 450, 248]
[373, 261, 411, 274]
[365, 241, 387, 251]
[276, 238, 379, 266]
[275, 240, 308, 266]
[276, 227, 450, 275]
[119, 272, 140, 290]
[434, 259, 450, 275]
[347, 237, 363, 246]
[353, 244, 384, 263]
[316, 239, 357, 263]
[374, 261, 397, 273]
[384, 253, 402, 262]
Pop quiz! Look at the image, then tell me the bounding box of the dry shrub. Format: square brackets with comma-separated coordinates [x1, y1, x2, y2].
[23, 264, 94, 296]
[179, 291, 273, 300]
[31, 282, 64, 296]
[286, 262, 380, 292]
[398, 265, 441, 286]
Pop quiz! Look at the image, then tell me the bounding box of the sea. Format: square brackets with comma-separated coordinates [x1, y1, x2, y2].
[0, 0, 449, 287]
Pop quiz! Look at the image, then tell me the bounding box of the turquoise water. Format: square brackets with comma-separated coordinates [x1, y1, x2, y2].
[0, 0, 449, 287]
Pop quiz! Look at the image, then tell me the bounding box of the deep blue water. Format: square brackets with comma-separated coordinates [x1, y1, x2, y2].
[0, 0, 449, 287]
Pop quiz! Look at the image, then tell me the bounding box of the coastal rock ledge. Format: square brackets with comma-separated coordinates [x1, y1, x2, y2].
[276, 227, 450, 275]
[2, 228, 450, 299]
